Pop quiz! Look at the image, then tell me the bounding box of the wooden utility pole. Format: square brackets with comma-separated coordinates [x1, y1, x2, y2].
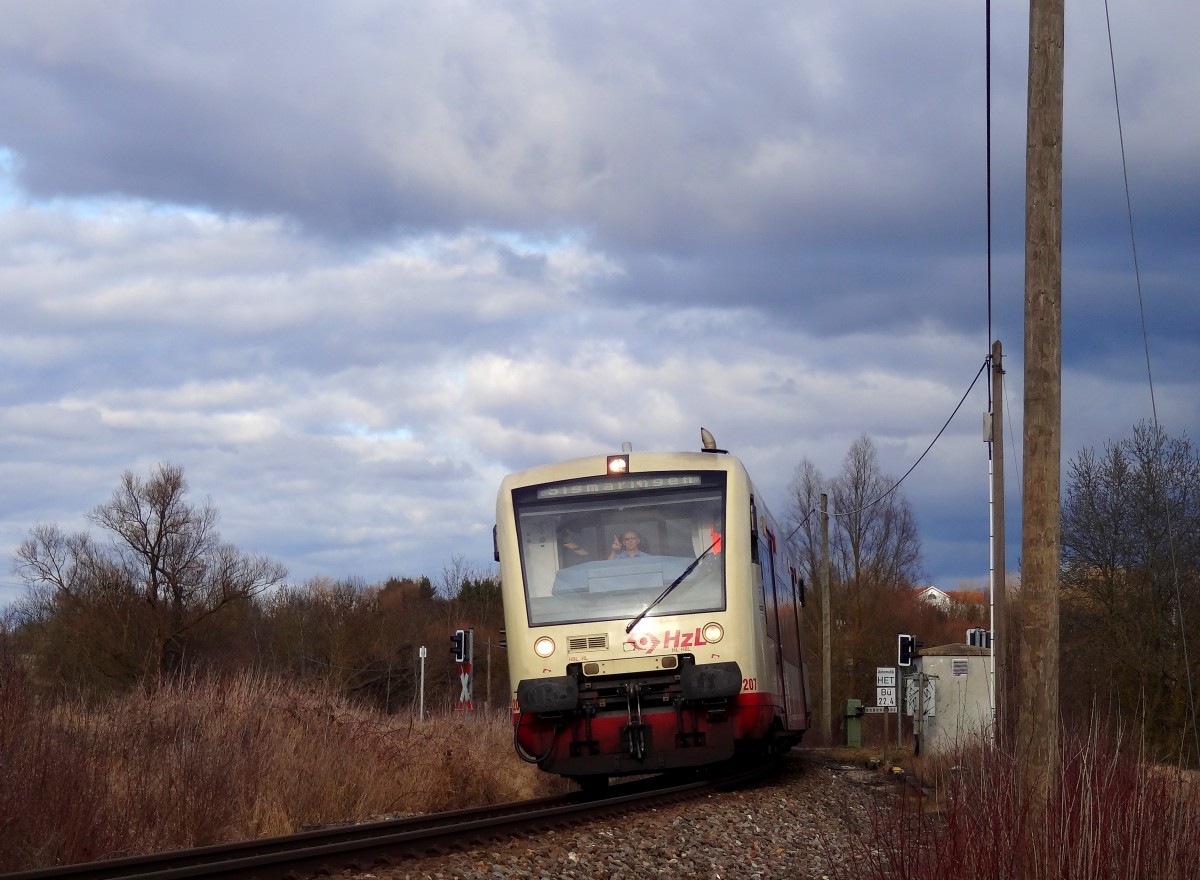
[991, 339, 1007, 746]
[1019, 0, 1063, 813]
[820, 493, 832, 745]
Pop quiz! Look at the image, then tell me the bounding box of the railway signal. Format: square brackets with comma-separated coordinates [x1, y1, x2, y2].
[451, 628, 475, 711]
[897, 633, 923, 667]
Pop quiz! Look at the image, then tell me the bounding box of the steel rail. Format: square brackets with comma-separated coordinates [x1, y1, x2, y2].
[2, 762, 774, 880]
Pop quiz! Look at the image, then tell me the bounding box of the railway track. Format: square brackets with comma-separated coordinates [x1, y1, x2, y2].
[2, 762, 775, 880]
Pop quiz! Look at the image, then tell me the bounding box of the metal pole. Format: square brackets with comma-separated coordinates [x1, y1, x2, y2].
[418, 646, 427, 722]
[883, 695, 888, 750]
[915, 670, 924, 756]
[991, 339, 1007, 746]
[897, 666, 903, 749]
[820, 493, 832, 745]
[467, 628, 475, 710]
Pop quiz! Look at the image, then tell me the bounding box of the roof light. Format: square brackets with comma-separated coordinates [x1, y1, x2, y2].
[607, 454, 629, 474]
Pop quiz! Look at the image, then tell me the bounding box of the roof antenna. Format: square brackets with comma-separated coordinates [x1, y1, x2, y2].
[700, 427, 727, 454]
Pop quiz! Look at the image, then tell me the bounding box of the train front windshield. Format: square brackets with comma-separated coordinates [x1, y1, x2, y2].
[512, 472, 727, 627]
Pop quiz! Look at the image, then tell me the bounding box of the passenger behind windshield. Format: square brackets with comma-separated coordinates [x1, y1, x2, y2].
[607, 530, 650, 560]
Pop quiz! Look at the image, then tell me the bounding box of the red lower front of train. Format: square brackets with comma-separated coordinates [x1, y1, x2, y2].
[512, 660, 792, 780]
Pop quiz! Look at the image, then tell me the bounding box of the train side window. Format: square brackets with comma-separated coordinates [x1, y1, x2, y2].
[749, 500, 760, 564]
[790, 564, 805, 606]
[761, 529, 779, 641]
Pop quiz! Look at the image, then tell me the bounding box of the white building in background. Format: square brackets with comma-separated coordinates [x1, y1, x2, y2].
[914, 585, 954, 609]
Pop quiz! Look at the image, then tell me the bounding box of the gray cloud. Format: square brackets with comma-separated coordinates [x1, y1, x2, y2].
[2, 0, 1198, 609]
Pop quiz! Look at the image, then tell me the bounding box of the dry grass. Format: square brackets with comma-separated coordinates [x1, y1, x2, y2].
[0, 662, 565, 872]
[838, 727, 1200, 880]
[6, 648, 1198, 879]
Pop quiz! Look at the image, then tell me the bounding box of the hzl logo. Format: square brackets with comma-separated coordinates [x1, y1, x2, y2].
[624, 628, 708, 655]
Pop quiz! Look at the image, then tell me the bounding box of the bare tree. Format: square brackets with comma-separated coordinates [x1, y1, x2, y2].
[789, 436, 923, 592]
[438, 553, 477, 599]
[786, 436, 924, 726]
[14, 463, 286, 684]
[786, 459, 827, 589]
[1060, 422, 1200, 759]
[830, 436, 922, 593]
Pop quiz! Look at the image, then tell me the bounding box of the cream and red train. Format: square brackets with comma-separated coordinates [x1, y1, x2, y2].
[494, 433, 811, 784]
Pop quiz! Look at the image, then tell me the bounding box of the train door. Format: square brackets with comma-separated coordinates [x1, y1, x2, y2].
[762, 521, 809, 732]
[759, 523, 789, 722]
[785, 564, 810, 729]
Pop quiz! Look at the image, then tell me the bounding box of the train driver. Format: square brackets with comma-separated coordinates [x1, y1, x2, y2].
[608, 530, 648, 560]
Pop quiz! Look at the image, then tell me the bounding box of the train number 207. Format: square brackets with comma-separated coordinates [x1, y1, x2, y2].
[741, 677, 757, 692]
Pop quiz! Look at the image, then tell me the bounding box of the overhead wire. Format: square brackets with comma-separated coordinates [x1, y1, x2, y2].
[789, 3, 999, 546]
[986, 0, 994, 369]
[786, 357, 990, 542]
[786, 2, 1196, 760]
[788, 3, 999, 547]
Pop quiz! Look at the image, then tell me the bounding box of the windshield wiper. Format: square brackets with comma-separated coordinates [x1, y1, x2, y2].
[625, 539, 719, 634]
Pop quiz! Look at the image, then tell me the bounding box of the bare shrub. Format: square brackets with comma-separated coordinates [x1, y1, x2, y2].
[0, 670, 563, 872]
[0, 651, 117, 867]
[837, 724, 1200, 880]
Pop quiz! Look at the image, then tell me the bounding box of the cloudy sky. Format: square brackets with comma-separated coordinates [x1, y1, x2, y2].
[2, 1, 1197, 611]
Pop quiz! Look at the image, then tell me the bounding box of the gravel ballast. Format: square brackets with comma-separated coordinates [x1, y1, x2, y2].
[329, 751, 901, 880]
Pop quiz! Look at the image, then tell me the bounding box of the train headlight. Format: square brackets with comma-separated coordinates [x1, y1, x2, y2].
[702, 622, 724, 644]
[533, 636, 556, 658]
